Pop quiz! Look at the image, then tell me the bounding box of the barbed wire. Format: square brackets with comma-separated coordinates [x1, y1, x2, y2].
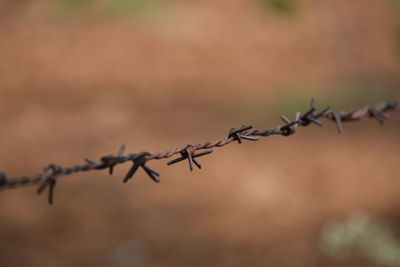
[0, 99, 399, 205]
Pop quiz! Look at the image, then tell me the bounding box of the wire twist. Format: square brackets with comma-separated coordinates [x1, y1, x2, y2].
[0, 99, 399, 204]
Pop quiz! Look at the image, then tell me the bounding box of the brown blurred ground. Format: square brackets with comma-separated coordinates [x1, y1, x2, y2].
[0, 0, 400, 266]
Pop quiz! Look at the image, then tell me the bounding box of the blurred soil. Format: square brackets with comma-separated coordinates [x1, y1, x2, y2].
[0, 0, 400, 266]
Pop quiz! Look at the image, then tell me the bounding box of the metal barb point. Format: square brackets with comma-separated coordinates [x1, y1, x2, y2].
[310, 98, 316, 109]
[48, 179, 56, 205]
[332, 112, 344, 134]
[85, 158, 97, 166]
[281, 116, 291, 124]
[117, 144, 126, 157]
[37, 179, 56, 205]
[369, 109, 388, 125]
[99, 146, 125, 175]
[105, 145, 126, 175]
[315, 107, 331, 118]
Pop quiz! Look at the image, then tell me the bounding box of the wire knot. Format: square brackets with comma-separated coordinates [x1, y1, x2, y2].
[123, 152, 160, 183]
[300, 98, 329, 127]
[167, 147, 213, 171]
[0, 172, 8, 187]
[369, 108, 388, 125]
[37, 164, 62, 205]
[280, 113, 301, 136]
[228, 125, 259, 144]
[100, 145, 126, 175]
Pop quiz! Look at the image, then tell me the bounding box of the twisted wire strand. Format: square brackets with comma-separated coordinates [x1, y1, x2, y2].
[0, 99, 399, 204]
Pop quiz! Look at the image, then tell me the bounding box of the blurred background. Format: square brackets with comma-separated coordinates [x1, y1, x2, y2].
[0, 0, 400, 266]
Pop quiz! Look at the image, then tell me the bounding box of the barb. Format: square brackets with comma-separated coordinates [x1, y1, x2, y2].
[123, 152, 160, 183]
[228, 125, 259, 144]
[0, 99, 399, 204]
[167, 149, 214, 171]
[37, 164, 62, 205]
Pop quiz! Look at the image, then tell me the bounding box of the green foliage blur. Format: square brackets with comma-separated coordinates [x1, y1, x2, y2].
[391, 0, 400, 8]
[57, 0, 161, 17]
[321, 214, 400, 267]
[261, 0, 298, 15]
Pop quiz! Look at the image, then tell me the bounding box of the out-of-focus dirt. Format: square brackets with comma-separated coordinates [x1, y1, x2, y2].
[0, 0, 399, 94]
[0, 0, 400, 266]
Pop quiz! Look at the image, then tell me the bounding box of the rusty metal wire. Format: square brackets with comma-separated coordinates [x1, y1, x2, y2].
[0, 99, 399, 205]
